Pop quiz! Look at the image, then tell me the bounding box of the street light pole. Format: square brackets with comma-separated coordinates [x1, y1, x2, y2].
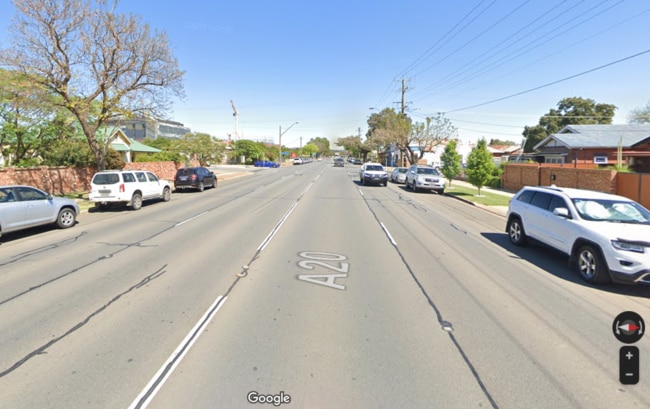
[278, 121, 298, 165]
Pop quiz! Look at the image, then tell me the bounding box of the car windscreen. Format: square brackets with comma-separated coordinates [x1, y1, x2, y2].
[573, 198, 650, 223]
[417, 167, 439, 175]
[93, 173, 120, 184]
[365, 165, 383, 171]
[398, 168, 407, 173]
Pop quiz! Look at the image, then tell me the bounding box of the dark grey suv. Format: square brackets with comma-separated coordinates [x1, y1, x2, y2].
[174, 167, 217, 192]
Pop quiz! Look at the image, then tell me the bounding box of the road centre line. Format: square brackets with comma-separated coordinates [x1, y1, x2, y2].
[175, 211, 209, 227]
[128, 295, 228, 409]
[379, 222, 397, 247]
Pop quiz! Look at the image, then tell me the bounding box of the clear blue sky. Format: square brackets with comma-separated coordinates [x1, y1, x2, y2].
[1, 0, 649, 148]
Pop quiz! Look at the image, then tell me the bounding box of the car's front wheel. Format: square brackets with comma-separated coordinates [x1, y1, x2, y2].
[56, 208, 77, 228]
[507, 217, 527, 246]
[212, 178, 218, 189]
[131, 193, 143, 210]
[576, 245, 609, 284]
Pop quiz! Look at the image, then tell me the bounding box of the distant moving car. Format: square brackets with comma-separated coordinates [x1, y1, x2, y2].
[359, 163, 388, 186]
[0, 185, 79, 238]
[334, 157, 345, 167]
[174, 167, 217, 192]
[293, 158, 303, 165]
[351, 158, 362, 165]
[506, 185, 650, 285]
[254, 160, 280, 168]
[405, 165, 445, 193]
[390, 167, 408, 183]
[89, 170, 172, 210]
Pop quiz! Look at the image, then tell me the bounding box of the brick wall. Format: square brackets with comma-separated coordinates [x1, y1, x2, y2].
[503, 164, 617, 193]
[0, 160, 197, 195]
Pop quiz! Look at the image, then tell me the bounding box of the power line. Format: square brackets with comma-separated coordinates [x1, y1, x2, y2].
[444, 49, 650, 114]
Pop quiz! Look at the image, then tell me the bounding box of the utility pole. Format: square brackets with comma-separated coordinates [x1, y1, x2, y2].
[401, 77, 408, 114]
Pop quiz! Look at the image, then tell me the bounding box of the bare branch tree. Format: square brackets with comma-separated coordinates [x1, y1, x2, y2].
[1, 0, 185, 170]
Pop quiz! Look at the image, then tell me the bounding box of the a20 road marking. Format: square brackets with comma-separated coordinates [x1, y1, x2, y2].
[296, 251, 348, 290]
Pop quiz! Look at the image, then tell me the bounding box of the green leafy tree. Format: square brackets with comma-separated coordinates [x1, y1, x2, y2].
[0, 69, 77, 166]
[174, 133, 225, 166]
[522, 97, 616, 152]
[42, 138, 95, 167]
[231, 139, 265, 164]
[629, 101, 650, 124]
[105, 147, 125, 170]
[465, 138, 495, 196]
[302, 143, 319, 157]
[488, 138, 517, 146]
[308, 137, 331, 156]
[367, 108, 412, 162]
[440, 140, 462, 187]
[336, 135, 372, 161]
[2, 0, 185, 170]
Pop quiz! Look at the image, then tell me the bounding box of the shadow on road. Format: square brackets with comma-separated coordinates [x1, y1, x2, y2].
[482, 232, 650, 299]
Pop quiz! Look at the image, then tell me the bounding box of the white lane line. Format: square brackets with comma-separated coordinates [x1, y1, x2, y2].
[128, 295, 228, 409]
[358, 189, 364, 196]
[257, 201, 300, 252]
[175, 211, 209, 227]
[380, 222, 397, 247]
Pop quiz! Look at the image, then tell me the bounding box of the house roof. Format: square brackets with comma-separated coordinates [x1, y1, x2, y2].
[109, 129, 161, 153]
[534, 124, 650, 150]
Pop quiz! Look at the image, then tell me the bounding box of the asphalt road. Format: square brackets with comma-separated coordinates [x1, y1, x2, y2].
[1, 160, 649, 408]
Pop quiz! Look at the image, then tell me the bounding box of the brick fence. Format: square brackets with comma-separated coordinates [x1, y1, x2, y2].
[0, 160, 198, 195]
[502, 164, 617, 194]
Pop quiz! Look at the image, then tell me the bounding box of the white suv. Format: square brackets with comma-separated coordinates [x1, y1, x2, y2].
[359, 163, 388, 186]
[89, 170, 172, 210]
[405, 165, 445, 194]
[506, 186, 650, 285]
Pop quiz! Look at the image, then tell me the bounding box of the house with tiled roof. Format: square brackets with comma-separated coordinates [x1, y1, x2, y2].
[533, 124, 650, 171]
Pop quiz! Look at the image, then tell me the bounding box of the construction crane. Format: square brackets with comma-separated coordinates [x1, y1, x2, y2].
[230, 99, 239, 139]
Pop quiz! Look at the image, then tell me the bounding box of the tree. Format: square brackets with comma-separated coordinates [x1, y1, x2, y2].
[367, 108, 412, 162]
[522, 97, 616, 152]
[174, 133, 225, 166]
[1, 0, 185, 170]
[409, 113, 457, 165]
[368, 108, 456, 165]
[629, 101, 650, 124]
[336, 135, 372, 161]
[301, 143, 318, 157]
[0, 69, 78, 166]
[488, 138, 517, 146]
[308, 137, 331, 157]
[465, 138, 494, 196]
[440, 140, 462, 187]
[231, 139, 265, 164]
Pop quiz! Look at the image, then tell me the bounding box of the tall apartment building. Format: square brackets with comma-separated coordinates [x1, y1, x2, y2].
[106, 117, 191, 140]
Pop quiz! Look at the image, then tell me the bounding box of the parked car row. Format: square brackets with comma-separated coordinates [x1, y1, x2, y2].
[0, 166, 222, 240]
[293, 157, 314, 165]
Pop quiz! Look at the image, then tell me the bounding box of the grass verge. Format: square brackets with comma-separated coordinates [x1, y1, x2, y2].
[445, 184, 511, 207]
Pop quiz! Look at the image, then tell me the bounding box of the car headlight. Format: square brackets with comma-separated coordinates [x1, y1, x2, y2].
[611, 240, 645, 253]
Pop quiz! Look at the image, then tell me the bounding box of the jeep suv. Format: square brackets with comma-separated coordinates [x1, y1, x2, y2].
[405, 165, 445, 193]
[506, 186, 650, 285]
[89, 170, 172, 210]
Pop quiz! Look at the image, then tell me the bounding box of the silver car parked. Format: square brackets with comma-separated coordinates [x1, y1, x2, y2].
[390, 167, 408, 183]
[0, 185, 79, 238]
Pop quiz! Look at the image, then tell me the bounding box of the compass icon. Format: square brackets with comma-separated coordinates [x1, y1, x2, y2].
[613, 311, 645, 344]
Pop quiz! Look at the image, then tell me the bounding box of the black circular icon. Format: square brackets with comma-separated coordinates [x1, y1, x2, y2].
[613, 311, 645, 344]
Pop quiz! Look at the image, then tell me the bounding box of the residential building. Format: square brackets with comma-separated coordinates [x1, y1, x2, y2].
[533, 124, 650, 171]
